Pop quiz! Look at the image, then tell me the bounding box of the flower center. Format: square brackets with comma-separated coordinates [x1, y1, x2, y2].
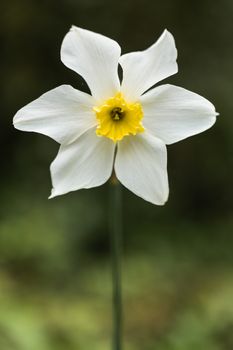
[93, 92, 145, 142]
[110, 107, 124, 121]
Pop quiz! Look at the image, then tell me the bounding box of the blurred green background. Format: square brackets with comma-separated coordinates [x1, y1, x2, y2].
[1, 0, 233, 349]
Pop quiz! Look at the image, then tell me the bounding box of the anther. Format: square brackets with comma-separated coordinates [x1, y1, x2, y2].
[110, 107, 124, 121]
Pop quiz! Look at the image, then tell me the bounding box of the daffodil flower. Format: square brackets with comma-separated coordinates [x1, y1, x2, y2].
[13, 26, 217, 205]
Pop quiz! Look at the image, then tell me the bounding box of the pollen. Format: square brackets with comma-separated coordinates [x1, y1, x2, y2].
[93, 92, 145, 142]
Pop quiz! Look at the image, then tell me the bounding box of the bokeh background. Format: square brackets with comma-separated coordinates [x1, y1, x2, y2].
[1, 0, 233, 349]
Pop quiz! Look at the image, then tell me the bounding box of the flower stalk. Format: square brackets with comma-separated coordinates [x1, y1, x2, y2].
[109, 179, 123, 350]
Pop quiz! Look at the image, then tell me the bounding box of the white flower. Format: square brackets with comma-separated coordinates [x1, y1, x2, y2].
[13, 26, 217, 205]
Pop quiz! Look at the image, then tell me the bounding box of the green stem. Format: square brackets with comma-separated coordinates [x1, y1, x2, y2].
[109, 181, 123, 350]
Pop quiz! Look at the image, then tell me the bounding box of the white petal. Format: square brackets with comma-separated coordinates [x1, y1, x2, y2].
[61, 26, 121, 102]
[119, 30, 178, 101]
[141, 84, 218, 145]
[50, 127, 115, 198]
[13, 85, 96, 144]
[115, 133, 168, 205]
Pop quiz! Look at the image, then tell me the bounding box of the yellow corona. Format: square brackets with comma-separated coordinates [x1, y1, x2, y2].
[94, 92, 144, 142]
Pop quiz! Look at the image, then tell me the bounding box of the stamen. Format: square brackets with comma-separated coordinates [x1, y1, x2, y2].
[110, 107, 124, 121]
